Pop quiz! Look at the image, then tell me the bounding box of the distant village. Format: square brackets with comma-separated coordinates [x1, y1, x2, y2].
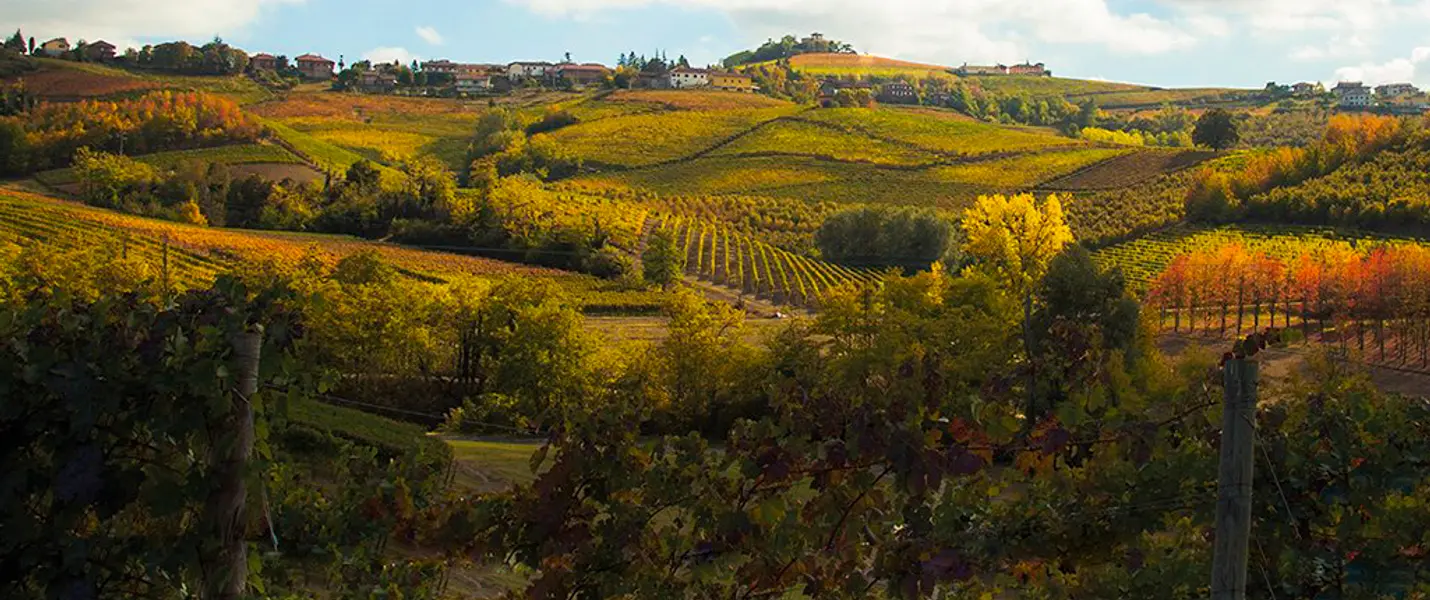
[27, 32, 1422, 116]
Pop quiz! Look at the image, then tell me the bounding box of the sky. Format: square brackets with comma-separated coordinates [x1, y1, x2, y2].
[10, 0, 1430, 89]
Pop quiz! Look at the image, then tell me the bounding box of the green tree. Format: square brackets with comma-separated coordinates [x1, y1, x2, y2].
[332, 249, 396, 286]
[4, 30, 24, 53]
[642, 228, 685, 288]
[1193, 108, 1240, 150]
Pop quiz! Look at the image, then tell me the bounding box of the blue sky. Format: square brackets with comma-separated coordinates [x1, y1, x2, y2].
[14, 0, 1430, 89]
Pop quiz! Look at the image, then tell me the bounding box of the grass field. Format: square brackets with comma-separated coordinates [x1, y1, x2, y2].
[547, 106, 803, 167]
[1091, 224, 1430, 288]
[786, 53, 953, 78]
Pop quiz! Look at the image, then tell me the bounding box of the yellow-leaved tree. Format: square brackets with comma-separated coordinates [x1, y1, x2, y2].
[961, 193, 1073, 295]
[961, 193, 1073, 428]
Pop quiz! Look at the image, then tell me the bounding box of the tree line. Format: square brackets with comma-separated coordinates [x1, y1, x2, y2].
[0, 91, 261, 175]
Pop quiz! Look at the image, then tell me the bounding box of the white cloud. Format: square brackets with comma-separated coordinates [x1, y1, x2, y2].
[507, 0, 1203, 62]
[1289, 34, 1369, 61]
[415, 25, 444, 45]
[1334, 46, 1430, 85]
[364, 46, 419, 65]
[8, 0, 301, 48]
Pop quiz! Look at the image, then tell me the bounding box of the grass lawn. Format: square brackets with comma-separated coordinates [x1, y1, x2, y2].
[445, 439, 543, 493]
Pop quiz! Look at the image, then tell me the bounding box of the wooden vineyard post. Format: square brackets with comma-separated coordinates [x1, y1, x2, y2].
[206, 324, 263, 600]
[1211, 356, 1258, 600]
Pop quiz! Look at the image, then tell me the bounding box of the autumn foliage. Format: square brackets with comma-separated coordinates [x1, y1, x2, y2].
[0, 91, 261, 174]
[1149, 242, 1430, 365]
[1185, 114, 1404, 222]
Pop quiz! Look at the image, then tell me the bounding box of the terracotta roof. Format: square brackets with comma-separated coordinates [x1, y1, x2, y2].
[251, 53, 276, 60]
[671, 67, 709, 75]
[295, 53, 333, 63]
[88, 40, 116, 50]
[560, 64, 609, 72]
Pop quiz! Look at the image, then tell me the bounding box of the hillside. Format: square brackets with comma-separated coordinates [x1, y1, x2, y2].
[8, 57, 274, 104]
[787, 53, 952, 78]
[0, 186, 664, 312]
[557, 93, 1200, 210]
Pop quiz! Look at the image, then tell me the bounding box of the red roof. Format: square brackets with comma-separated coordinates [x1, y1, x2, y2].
[295, 53, 333, 63]
[251, 53, 276, 60]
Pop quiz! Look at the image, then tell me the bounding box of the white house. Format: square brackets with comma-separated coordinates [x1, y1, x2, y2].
[40, 38, 70, 57]
[668, 67, 709, 89]
[456, 71, 493, 93]
[507, 61, 552, 81]
[1335, 82, 1373, 108]
[1375, 83, 1418, 97]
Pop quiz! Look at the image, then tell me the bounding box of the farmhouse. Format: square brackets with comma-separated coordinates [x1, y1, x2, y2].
[1291, 82, 1321, 96]
[556, 63, 610, 87]
[295, 53, 335, 79]
[709, 71, 755, 92]
[954, 63, 1008, 76]
[669, 67, 709, 89]
[83, 41, 117, 62]
[508, 61, 554, 81]
[250, 53, 279, 71]
[1008, 62, 1050, 76]
[421, 59, 459, 74]
[455, 71, 494, 93]
[878, 81, 918, 104]
[1375, 83, 1419, 97]
[358, 70, 398, 93]
[40, 38, 70, 57]
[1332, 82, 1372, 109]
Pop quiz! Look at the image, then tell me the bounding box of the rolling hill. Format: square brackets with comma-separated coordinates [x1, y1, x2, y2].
[786, 53, 953, 78]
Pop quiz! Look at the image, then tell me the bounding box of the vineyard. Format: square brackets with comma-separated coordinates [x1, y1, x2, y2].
[21, 57, 275, 104]
[579, 154, 994, 208]
[1039, 148, 1214, 191]
[1091, 224, 1428, 288]
[648, 214, 879, 306]
[595, 89, 794, 111]
[544, 106, 803, 167]
[0, 188, 666, 312]
[961, 75, 1145, 96]
[709, 118, 939, 165]
[930, 147, 1130, 188]
[796, 107, 1076, 156]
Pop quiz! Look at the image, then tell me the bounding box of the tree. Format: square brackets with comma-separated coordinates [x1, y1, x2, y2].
[4, 30, 24, 53]
[962, 193, 1074, 429]
[28, 37, 35, 56]
[1194, 108, 1240, 150]
[642, 228, 685, 288]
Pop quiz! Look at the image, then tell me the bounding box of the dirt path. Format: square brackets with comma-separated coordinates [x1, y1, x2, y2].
[1158, 334, 1430, 397]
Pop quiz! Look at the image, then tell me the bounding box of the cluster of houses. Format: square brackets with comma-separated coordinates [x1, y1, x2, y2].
[953, 62, 1051, 77]
[243, 53, 756, 95]
[35, 37, 118, 62]
[1328, 81, 1428, 114]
